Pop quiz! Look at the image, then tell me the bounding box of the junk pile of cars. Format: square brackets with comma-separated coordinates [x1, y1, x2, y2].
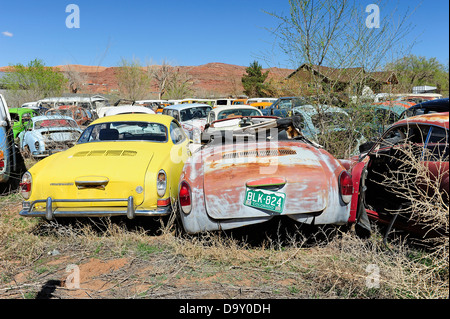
[0, 92, 447, 241]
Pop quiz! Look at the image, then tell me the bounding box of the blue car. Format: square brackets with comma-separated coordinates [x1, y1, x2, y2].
[399, 98, 449, 119]
[1, 94, 26, 190]
[291, 104, 366, 156]
[18, 115, 83, 158]
[261, 97, 307, 117]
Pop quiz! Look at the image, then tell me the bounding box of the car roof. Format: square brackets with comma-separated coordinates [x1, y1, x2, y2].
[408, 98, 449, 110]
[105, 105, 156, 116]
[212, 105, 262, 112]
[395, 112, 449, 130]
[163, 103, 211, 111]
[91, 113, 175, 126]
[32, 115, 75, 121]
[9, 107, 37, 114]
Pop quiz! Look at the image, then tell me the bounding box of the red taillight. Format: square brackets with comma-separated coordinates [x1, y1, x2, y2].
[20, 172, 32, 199]
[339, 171, 353, 204]
[179, 181, 191, 214]
[157, 198, 171, 207]
[0, 150, 4, 169]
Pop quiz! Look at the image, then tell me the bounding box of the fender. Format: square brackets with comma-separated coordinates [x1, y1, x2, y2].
[348, 159, 369, 223]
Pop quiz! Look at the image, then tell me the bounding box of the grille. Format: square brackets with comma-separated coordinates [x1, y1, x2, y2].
[73, 150, 137, 157]
[222, 149, 296, 159]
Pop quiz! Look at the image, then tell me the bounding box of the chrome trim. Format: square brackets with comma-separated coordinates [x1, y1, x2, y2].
[20, 197, 171, 220]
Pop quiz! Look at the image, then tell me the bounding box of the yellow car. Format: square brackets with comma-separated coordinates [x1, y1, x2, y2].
[19, 114, 190, 220]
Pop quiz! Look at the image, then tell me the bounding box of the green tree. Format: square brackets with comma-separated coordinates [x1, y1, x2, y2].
[242, 61, 270, 97]
[385, 55, 449, 94]
[1, 59, 68, 105]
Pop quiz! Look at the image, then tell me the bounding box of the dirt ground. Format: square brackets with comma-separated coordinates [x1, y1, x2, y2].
[0, 198, 332, 301]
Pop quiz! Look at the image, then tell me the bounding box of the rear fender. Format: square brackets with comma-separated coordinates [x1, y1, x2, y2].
[349, 160, 368, 223]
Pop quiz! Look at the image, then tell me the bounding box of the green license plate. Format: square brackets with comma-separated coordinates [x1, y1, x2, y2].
[243, 188, 286, 214]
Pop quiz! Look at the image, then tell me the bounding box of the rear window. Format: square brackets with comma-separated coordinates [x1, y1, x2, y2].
[217, 109, 260, 120]
[78, 121, 167, 143]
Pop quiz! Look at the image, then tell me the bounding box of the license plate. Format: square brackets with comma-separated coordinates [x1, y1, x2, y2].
[243, 188, 286, 214]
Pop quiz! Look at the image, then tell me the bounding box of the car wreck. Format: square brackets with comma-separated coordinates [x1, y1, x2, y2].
[177, 116, 357, 234]
[19, 114, 190, 221]
[350, 112, 449, 238]
[18, 115, 83, 158]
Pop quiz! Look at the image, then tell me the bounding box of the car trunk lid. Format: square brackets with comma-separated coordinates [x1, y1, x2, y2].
[203, 142, 329, 219]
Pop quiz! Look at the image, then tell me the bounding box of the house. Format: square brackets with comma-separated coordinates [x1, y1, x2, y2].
[286, 63, 398, 96]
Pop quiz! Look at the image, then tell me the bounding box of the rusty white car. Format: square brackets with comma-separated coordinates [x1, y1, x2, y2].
[177, 116, 356, 233]
[162, 103, 212, 140]
[18, 115, 83, 158]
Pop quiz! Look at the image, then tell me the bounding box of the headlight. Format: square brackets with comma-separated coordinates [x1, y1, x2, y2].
[34, 141, 40, 150]
[193, 128, 201, 144]
[20, 171, 32, 199]
[156, 170, 166, 197]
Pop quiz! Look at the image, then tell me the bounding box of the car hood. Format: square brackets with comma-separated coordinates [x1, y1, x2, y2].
[29, 142, 156, 207]
[202, 141, 338, 219]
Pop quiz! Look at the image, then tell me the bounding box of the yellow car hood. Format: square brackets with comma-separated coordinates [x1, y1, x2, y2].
[30, 142, 157, 207]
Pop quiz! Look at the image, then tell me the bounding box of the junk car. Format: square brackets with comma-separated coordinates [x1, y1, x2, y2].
[9, 107, 38, 138]
[162, 103, 212, 141]
[261, 97, 307, 117]
[177, 116, 356, 234]
[18, 115, 83, 158]
[350, 112, 449, 237]
[399, 98, 449, 120]
[19, 114, 190, 221]
[45, 105, 93, 127]
[1, 94, 26, 188]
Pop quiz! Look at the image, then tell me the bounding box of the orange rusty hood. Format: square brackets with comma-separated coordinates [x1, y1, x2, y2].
[202, 141, 335, 219]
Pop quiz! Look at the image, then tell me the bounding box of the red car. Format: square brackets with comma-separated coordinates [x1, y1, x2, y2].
[350, 112, 449, 238]
[45, 105, 92, 127]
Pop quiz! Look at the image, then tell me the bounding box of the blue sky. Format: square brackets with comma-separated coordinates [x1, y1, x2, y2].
[0, 0, 448, 69]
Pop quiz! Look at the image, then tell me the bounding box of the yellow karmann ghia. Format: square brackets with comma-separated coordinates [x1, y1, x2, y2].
[19, 114, 190, 220]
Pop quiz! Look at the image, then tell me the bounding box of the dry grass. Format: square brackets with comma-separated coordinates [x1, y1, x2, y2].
[1, 191, 447, 299]
[0, 134, 448, 299]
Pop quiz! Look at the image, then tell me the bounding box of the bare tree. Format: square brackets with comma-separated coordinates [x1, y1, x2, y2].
[60, 64, 88, 94]
[147, 59, 174, 99]
[116, 57, 151, 101]
[265, 0, 416, 101]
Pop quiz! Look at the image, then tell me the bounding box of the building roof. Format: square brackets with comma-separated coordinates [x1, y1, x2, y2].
[287, 63, 398, 84]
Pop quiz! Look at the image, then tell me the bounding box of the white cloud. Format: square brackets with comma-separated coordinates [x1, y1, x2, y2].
[2, 31, 13, 37]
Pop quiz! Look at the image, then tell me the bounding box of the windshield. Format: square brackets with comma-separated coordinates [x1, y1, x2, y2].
[180, 106, 211, 121]
[311, 112, 348, 130]
[77, 121, 168, 143]
[217, 108, 260, 120]
[34, 118, 78, 129]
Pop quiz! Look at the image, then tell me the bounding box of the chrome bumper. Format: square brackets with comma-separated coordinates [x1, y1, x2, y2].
[20, 197, 171, 221]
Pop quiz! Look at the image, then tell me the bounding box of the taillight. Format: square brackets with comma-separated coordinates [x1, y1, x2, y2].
[156, 170, 166, 197]
[339, 170, 353, 204]
[0, 150, 4, 169]
[179, 181, 191, 214]
[20, 171, 32, 199]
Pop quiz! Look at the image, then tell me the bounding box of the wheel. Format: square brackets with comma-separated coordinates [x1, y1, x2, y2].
[21, 145, 31, 159]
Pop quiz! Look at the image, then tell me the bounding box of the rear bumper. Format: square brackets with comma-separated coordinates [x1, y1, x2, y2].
[20, 196, 171, 220]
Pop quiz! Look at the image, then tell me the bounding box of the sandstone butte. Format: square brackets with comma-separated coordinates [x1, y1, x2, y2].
[0, 62, 294, 97]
